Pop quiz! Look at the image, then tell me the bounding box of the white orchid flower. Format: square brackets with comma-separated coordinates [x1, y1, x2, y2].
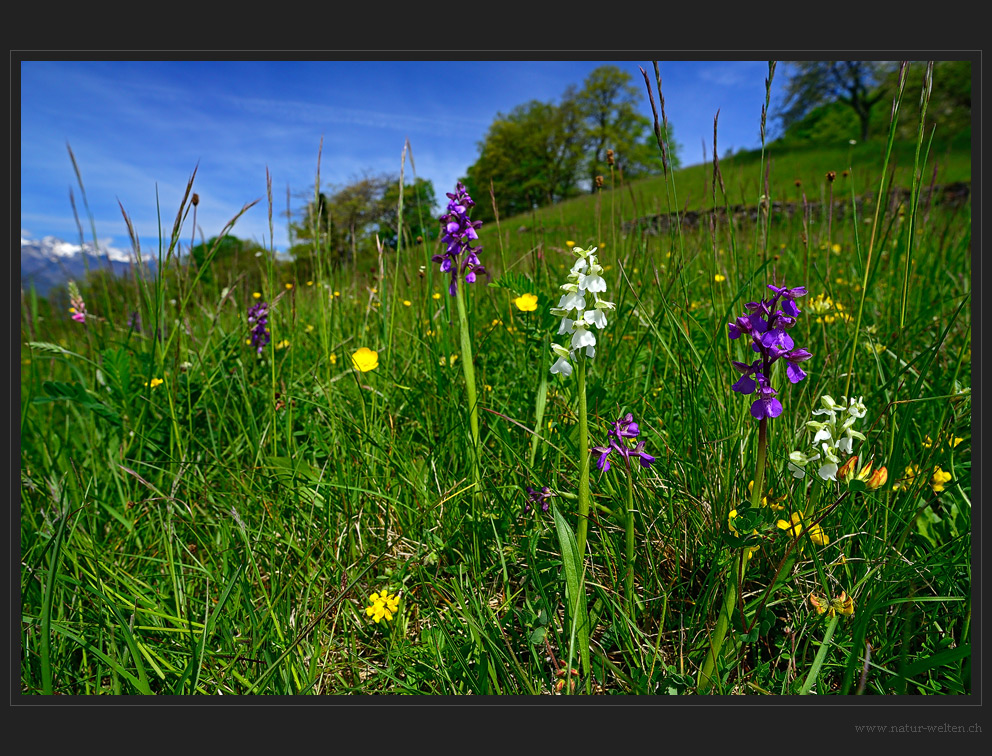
[550, 355, 573, 376]
[579, 272, 607, 293]
[571, 325, 596, 350]
[558, 290, 585, 311]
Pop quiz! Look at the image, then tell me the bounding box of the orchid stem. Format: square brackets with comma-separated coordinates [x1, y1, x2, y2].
[698, 417, 767, 692]
[575, 359, 591, 561]
[454, 279, 482, 562]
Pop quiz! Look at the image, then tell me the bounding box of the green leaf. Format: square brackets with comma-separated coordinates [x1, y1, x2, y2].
[551, 504, 590, 681]
[528, 626, 547, 645]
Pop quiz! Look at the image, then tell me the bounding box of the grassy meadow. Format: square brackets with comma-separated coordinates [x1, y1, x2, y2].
[19, 71, 972, 698]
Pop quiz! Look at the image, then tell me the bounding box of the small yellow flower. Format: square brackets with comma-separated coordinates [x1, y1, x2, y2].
[329, 354, 338, 365]
[252, 291, 262, 299]
[514, 293, 539, 312]
[351, 347, 378, 372]
[365, 590, 400, 624]
[403, 300, 412, 307]
[777, 512, 829, 546]
[923, 434, 964, 449]
[275, 339, 290, 350]
[305, 324, 315, 333]
[810, 590, 854, 617]
[714, 274, 726, 283]
[565, 240, 575, 248]
[930, 467, 952, 493]
[333, 290, 341, 297]
[866, 466, 888, 490]
[432, 292, 442, 300]
[285, 283, 294, 290]
[837, 455, 859, 483]
[144, 377, 164, 389]
[748, 480, 785, 510]
[484, 384, 492, 392]
[306, 280, 313, 286]
[831, 243, 842, 254]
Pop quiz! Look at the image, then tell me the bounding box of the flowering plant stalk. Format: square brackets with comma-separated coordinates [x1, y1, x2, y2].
[698, 281, 808, 693]
[550, 245, 614, 558]
[593, 413, 654, 614]
[435, 183, 487, 537]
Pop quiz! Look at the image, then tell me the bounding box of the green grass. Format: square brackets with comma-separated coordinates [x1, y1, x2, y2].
[19, 81, 971, 698]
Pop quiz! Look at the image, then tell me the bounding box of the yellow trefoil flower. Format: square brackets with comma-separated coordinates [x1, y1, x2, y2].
[810, 590, 854, 617]
[329, 353, 338, 365]
[777, 512, 829, 546]
[514, 293, 539, 312]
[144, 377, 164, 389]
[365, 590, 400, 623]
[930, 467, 952, 493]
[351, 347, 379, 372]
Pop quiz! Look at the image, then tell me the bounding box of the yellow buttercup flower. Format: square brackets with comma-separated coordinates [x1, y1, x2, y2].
[432, 292, 442, 300]
[831, 243, 842, 254]
[402, 300, 412, 307]
[351, 347, 379, 373]
[252, 291, 262, 299]
[714, 274, 726, 283]
[565, 240, 575, 248]
[306, 280, 313, 286]
[285, 282, 294, 290]
[514, 293, 539, 312]
[329, 354, 338, 365]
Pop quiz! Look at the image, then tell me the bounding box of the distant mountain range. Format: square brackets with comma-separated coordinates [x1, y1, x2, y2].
[20, 234, 156, 297]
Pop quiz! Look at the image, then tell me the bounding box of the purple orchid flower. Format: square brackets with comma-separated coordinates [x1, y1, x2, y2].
[594, 413, 655, 471]
[435, 182, 488, 296]
[728, 280, 809, 421]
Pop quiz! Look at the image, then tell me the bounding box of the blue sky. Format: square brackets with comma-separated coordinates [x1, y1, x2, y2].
[20, 59, 788, 256]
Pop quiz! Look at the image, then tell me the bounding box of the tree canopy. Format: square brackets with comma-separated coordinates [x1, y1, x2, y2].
[463, 65, 676, 223]
[775, 60, 972, 145]
[777, 61, 895, 142]
[289, 174, 437, 268]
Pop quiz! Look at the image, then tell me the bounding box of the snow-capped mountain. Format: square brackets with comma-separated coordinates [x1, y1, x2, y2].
[20, 234, 155, 297]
